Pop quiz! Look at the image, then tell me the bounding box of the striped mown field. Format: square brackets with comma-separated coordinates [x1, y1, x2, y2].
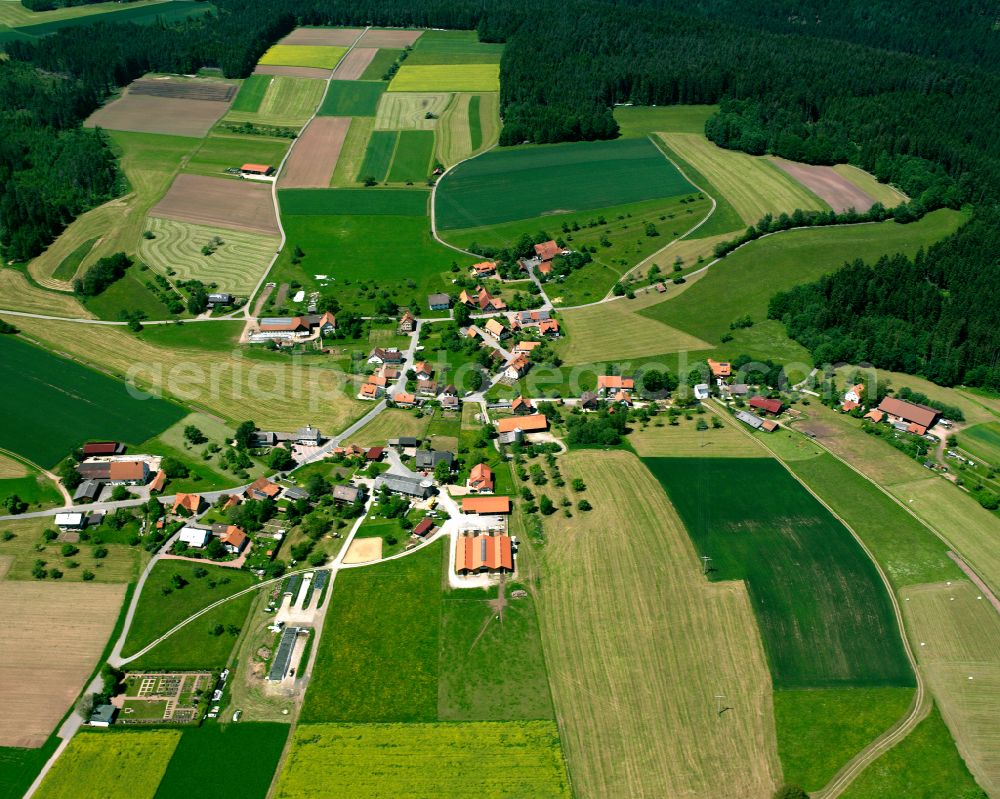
[375, 91, 451, 130]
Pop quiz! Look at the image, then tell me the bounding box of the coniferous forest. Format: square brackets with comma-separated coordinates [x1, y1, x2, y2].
[1, 0, 999, 386]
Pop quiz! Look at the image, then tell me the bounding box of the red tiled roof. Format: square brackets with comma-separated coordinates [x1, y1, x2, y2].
[749, 396, 783, 415]
[82, 442, 121, 455]
[366, 447, 384, 460]
[841, 400, 859, 412]
[149, 470, 166, 493]
[220, 525, 247, 549]
[247, 477, 280, 498]
[496, 414, 548, 433]
[878, 397, 938, 429]
[413, 517, 434, 536]
[534, 240, 562, 261]
[456, 534, 513, 571]
[597, 375, 634, 391]
[467, 462, 494, 492]
[241, 163, 272, 173]
[462, 496, 512, 514]
[110, 461, 146, 482]
[864, 409, 885, 423]
[707, 359, 731, 378]
[172, 493, 202, 514]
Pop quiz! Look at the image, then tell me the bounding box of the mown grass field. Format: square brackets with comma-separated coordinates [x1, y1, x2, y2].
[647, 457, 913, 688]
[52, 236, 99, 281]
[1, 0, 207, 39]
[659, 132, 829, 223]
[841, 704, 986, 799]
[353, 408, 430, 446]
[0, 469, 62, 512]
[642, 208, 966, 346]
[774, 686, 916, 791]
[258, 44, 346, 69]
[387, 130, 435, 182]
[406, 28, 504, 64]
[359, 49, 401, 80]
[300, 541, 444, 722]
[231, 75, 270, 113]
[614, 104, 718, 137]
[357, 129, 397, 181]
[0, 269, 91, 319]
[223, 76, 325, 128]
[183, 134, 289, 178]
[833, 164, 908, 207]
[436, 137, 694, 230]
[375, 91, 451, 129]
[275, 721, 570, 798]
[628, 410, 766, 457]
[140, 217, 279, 295]
[534, 450, 780, 798]
[318, 80, 386, 116]
[0, 335, 184, 467]
[962, 421, 1000, 467]
[436, 93, 477, 166]
[35, 730, 180, 799]
[902, 580, 1000, 795]
[0, 0, 171, 27]
[330, 116, 374, 185]
[278, 187, 428, 215]
[389, 64, 500, 92]
[153, 723, 288, 799]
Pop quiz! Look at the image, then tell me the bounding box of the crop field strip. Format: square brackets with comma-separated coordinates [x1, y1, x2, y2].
[406, 28, 504, 65]
[223, 75, 326, 128]
[358, 48, 401, 80]
[252, 65, 332, 80]
[329, 116, 374, 185]
[278, 27, 364, 47]
[330, 47, 378, 80]
[961, 421, 1000, 466]
[388, 64, 500, 93]
[374, 91, 451, 130]
[231, 75, 270, 113]
[0, 269, 91, 317]
[354, 28, 423, 48]
[534, 450, 781, 798]
[318, 80, 386, 116]
[151, 173, 279, 235]
[279, 117, 351, 188]
[258, 44, 347, 70]
[86, 79, 235, 139]
[386, 130, 435, 183]
[140, 217, 279, 295]
[357, 130, 398, 182]
[769, 157, 879, 213]
[279, 188, 428, 216]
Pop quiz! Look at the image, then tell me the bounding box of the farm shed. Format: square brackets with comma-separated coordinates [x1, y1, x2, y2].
[73, 480, 102, 502]
[877, 396, 940, 430]
[749, 396, 784, 415]
[375, 473, 436, 498]
[455, 533, 514, 574]
[240, 163, 274, 176]
[415, 450, 454, 470]
[496, 414, 548, 434]
[82, 441, 125, 456]
[735, 410, 764, 430]
[427, 293, 451, 310]
[461, 496, 512, 515]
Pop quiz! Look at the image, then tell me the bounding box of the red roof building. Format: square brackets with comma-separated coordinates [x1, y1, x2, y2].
[171, 493, 203, 515]
[455, 534, 514, 573]
[82, 442, 124, 456]
[461, 496, 512, 515]
[413, 517, 435, 537]
[366, 446, 384, 461]
[496, 414, 548, 434]
[877, 397, 939, 430]
[749, 396, 783, 415]
[240, 163, 273, 175]
[534, 240, 564, 262]
[467, 463, 494, 493]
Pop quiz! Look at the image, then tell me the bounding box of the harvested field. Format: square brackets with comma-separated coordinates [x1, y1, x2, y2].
[331, 47, 378, 80]
[902, 581, 1000, 795]
[770, 157, 877, 213]
[436, 94, 473, 167]
[0, 0, 170, 27]
[129, 78, 236, 102]
[280, 117, 351, 188]
[535, 451, 780, 798]
[389, 64, 499, 93]
[342, 536, 383, 564]
[318, 81, 386, 117]
[140, 217, 279, 295]
[375, 91, 451, 130]
[0, 268, 92, 318]
[224, 76, 326, 128]
[356, 28, 423, 47]
[253, 65, 332, 80]
[0, 580, 125, 747]
[0, 453, 28, 479]
[279, 27, 363, 47]
[259, 45, 346, 70]
[151, 174, 279, 235]
[87, 93, 229, 138]
[833, 164, 908, 207]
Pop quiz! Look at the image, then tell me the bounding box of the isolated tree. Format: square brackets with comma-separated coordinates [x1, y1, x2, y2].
[234, 421, 256, 450]
[183, 425, 207, 445]
[577, 499, 593, 512]
[772, 786, 808, 799]
[433, 459, 452, 483]
[571, 478, 586, 492]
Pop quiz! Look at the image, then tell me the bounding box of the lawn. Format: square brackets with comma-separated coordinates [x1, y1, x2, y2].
[387, 130, 435, 182]
[658, 132, 829, 224]
[353, 408, 430, 446]
[153, 723, 288, 799]
[120, 561, 257, 667]
[183, 134, 290, 178]
[81, 263, 176, 322]
[34, 730, 180, 799]
[439, 587, 554, 720]
[52, 236, 99, 281]
[223, 76, 325, 128]
[274, 721, 570, 798]
[278, 188, 428, 216]
[301, 541, 444, 722]
[646, 457, 913, 688]
[389, 64, 500, 92]
[614, 104, 718, 137]
[140, 217, 279, 296]
[436, 137, 695, 230]
[532, 450, 781, 798]
[961, 421, 1000, 467]
[628, 411, 765, 458]
[641, 208, 966, 347]
[318, 80, 387, 117]
[774, 686, 916, 791]
[231, 75, 270, 113]
[357, 129, 397, 182]
[0, 335, 184, 468]
[258, 44, 346, 70]
[840, 705, 986, 799]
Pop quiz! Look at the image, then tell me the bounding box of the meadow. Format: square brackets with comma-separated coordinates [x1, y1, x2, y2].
[119, 561, 257, 667]
[0, 335, 184, 467]
[152, 723, 288, 799]
[646, 457, 913, 688]
[962, 421, 1000, 467]
[258, 44, 346, 70]
[52, 236, 99, 281]
[613, 104, 718, 137]
[183, 134, 289, 178]
[435, 137, 695, 230]
[34, 730, 181, 799]
[436, 93, 496, 167]
[275, 721, 571, 798]
[627, 409, 765, 458]
[659, 132, 829, 224]
[533, 450, 781, 799]
[389, 64, 500, 93]
[223, 76, 325, 128]
[231, 75, 270, 113]
[330, 117, 374, 185]
[318, 80, 386, 116]
[300, 541, 444, 722]
[278, 188, 428, 216]
[406, 29, 505, 64]
[353, 408, 430, 446]
[359, 49, 401, 80]
[375, 91, 451, 129]
[386, 130, 435, 182]
[0, 468, 61, 511]
[140, 217, 279, 295]
[357, 129, 397, 181]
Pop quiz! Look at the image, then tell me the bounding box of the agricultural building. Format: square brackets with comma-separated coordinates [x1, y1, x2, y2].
[389, 436, 419, 449]
[415, 449, 454, 471]
[294, 425, 323, 444]
[693, 384, 710, 400]
[735, 410, 765, 430]
[207, 293, 234, 306]
[333, 484, 363, 504]
[427, 293, 451, 310]
[461, 496, 512, 515]
[580, 391, 599, 410]
[108, 460, 149, 485]
[268, 626, 306, 681]
[73, 480, 102, 502]
[240, 163, 274, 176]
[511, 396, 535, 415]
[366, 446, 385, 461]
[149, 470, 166, 493]
[876, 396, 939, 433]
[749, 396, 783, 415]
[496, 414, 548, 434]
[455, 533, 514, 573]
[509, 309, 551, 329]
[374, 473, 436, 498]
[412, 517, 435, 537]
[864, 408, 885, 423]
[467, 463, 494, 493]
[82, 441, 125, 456]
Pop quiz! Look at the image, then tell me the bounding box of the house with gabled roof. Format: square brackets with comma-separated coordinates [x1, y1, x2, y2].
[596, 375, 635, 395]
[246, 477, 281, 501]
[483, 318, 507, 340]
[539, 318, 560, 337]
[359, 382, 382, 400]
[397, 310, 416, 333]
[172, 493, 203, 516]
[749, 396, 784, 416]
[413, 361, 433, 380]
[368, 347, 404, 365]
[428, 293, 451, 311]
[504, 354, 530, 381]
[461, 496, 512, 515]
[514, 340, 542, 356]
[844, 383, 866, 404]
[534, 240, 566, 262]
[707, 359, 731, 379]
[496, 414, 547, 434]
[417, 379, 439, 396]
[467, 462, 494, 493]
[393, 392, 417, 408]
[511, 396, 535, 415]
[471, 261, 497, 278]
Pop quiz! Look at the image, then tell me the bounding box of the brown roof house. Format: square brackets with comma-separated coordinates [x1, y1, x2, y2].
[877, 397, 939, 433]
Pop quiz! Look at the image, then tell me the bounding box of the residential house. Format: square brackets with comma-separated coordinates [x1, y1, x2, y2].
[333, 484, 364, 504]
[504, 354, 530, 381]
[243, 477, 280, 500]
[393, 392, 417, 408]
[596, 375, 635, 396]
[283, 486, 309, 501]
[178, 526, 211, 548]
[417, 379, 439, 396]
[725, 384, 749, 398]
[693, 383, 710, 401]
[460, 286, 507, 313]
[455, 533, 514, 574]
[509, 309, 550, 330]
[534, 240, 566, 262]
[148, 470, 166, 494]
[877, 397, 939, 435]
[483, 318, 508, 340]
[514, 340, 542, 356]
[467, 462, 494, 493]
[496, 414, 548, 434]
[844, 383, 866, 404]
[414, 361, 433, 380]
[580, 391, 599, 410]
[511, 396, 535, 415]
[539, 318, 560, 337]
[82, 442, 124, 456]
[55, 512, 85, 531]
[413, 517, 435, 538]
[221, 494, 240, 511]
[613, 390, 633, 406]
[379, 365, 401, 381]
[864, 409, 885, 423]
[461, 496, 512, 515]
[359, 382, 383, 400]
[172, 493, 203, 516]
[368, 347, 404, 366]
[397, 310, 416, 333]
[471, 261, 497, 278]
[440, 395, 460, 411]
[749, 396, 784, 416]
[374, 473, 435, 498]
[294, 426, 322, 445]
[428, 293, 451, 311]
[707, 359, 731, 380]
[218, 525, 248, 554]
[108, 460, 149, 486]
[442, 384, 458, 398]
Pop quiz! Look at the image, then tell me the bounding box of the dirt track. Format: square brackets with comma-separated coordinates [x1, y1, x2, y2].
[280, 117, 351, 189]
[280, 27, 364, 46]
[151, 174, 280, 235]
[331, 47, 378, 80]
[770, 157, 877, 213]
[254, 65, 332, 80]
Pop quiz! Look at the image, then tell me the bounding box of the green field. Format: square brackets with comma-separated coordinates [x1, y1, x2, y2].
[0, 335, 184, 467]
[435, 137, 695, 230]
[35, 730, 180, 799]
[81, 263, 175, 322]
[774, 686, 915, 791]
[358, 49, 401, 80]
[468, 94, 482, 148]
[52, 237, 99, 281]
[4, 0, 207, 38]
[223, 76, 325, 128]
[0, 737, 58, 799]
[301, 542, 443, 722]
[330, 116, 374, 186]
[140, 217, 279, 295]
[357, 130, 397, 182]
[614, 104, 719, 137]
[318, 80, 386, 117]
[387, 130, 435, 182]
[435, 92, 498, 168]
[962, 422, 1000, 467]
[275, 721, 571, 798]
[406, 29, 505, 65]
[231, 75, 270, 113]
[121, 561, 257, 668]
[841, 705, 986, 799]
[153, 723, 288, 799]
[389, 64, 500, 92]
[647, 457, 913, 688]
[641, 208, 966, 348]
[183, 134, 289, 178]
[0, 469, 62, 511]
[375, 91, 451, 130]
[278, 188, 428, 216]
[258, 44, 346, 69]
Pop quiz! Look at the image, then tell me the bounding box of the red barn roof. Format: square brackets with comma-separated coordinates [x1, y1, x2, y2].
[749, 396, 783, 415]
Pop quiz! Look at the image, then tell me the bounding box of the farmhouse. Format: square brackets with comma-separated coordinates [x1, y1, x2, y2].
[455, 533, 514, 574]
[844, 383, 866, 404]
[109, 460, 150, 486]
[534, 240, 567, 262]
[460, 286, 507, 313]
[73, 479, 102, 502]
[471, 261, 497, 277]
[398, 310, 416, 333]
[596, 375, 634, 396]
[735, 410, 765, 430]
[509, 309, 551, 330]
[462, 496, 512, 515]
[467, 462, 494, 493]
[294, 425, 323, 445]
[580, 391, 599, 410]
[392, 392, 417, 408]
[414, 361, 433, 380]
[417, 379, 439, 396]
[613, 390, 633, 406]
[240, 163, 274, 177]
[749, 396, 784, 416]
[207, 293, 234, 306]
[178, 526, 211, 548]
[415, 450, 454, 471]
[82, 441, 125, 456]
[359, 382, 382, 400]
[496, 414, 548, 434]
[217, 525, 248, 554]
[504, 354, 530, 380]
[514, 340, 542, 356]
[172, 493, 204, 516]
[333, 484, 363, 504]
[483, 318, 507, 340]
[539, 318, 560, 337]
[375, 473, 435, 498]
[877, 396, 939, 434]
[707, 359, 731, 379]
[252, 312, 336, 342]
[55, 512, 85, 531]
[428, 293, 451, 311]
[512, 396, 535, 415]
[368, 347, 404, 366]
[246, 476, 281, 501]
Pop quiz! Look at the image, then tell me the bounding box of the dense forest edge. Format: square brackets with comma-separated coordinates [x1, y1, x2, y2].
[1, 0, 998, 387]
